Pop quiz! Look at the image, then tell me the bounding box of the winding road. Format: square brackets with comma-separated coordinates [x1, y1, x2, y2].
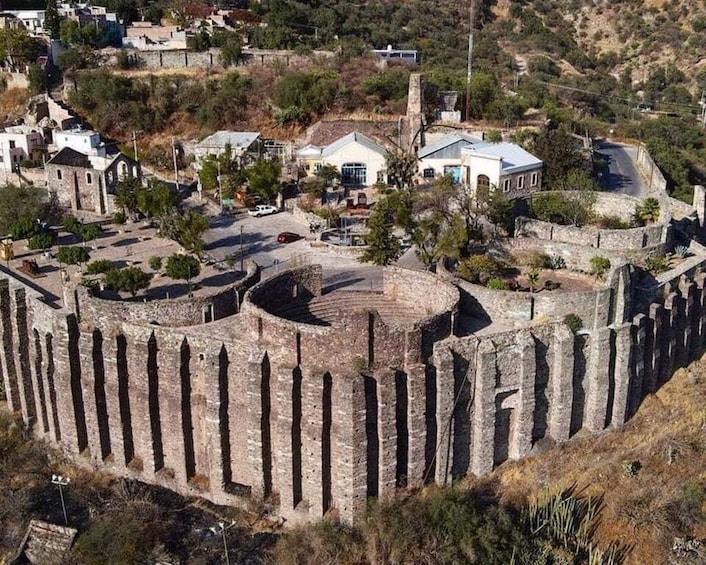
[594, 139, 646, 197]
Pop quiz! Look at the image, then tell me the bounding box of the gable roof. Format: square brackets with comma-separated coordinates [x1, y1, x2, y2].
[418, 132, 483, 159]
[46, 147, 92, 168]
[462, 142, 542, 174]
[321, 132, 387, 158]
[196, 131, 260, 150]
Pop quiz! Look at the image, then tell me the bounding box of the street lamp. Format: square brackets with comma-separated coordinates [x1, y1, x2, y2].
[50, 474, 70, 525]
[209, 520, 235, 565]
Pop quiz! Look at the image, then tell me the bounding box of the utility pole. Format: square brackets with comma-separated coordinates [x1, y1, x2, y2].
[239, 225, 244, 272]
[51, 474, 70, 525]
[465, 0, 475, 123]
[171, 137, 179, 193]
[131, 130, 139, 161]
[209, 521, 236, 565]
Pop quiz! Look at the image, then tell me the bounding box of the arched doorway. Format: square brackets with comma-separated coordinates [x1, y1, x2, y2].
[476, 174, 490, 201]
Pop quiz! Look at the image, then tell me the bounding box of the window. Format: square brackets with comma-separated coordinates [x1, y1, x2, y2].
[377, 170, 385, 183]
[57, 169, 62, 180]
[9, 141, 15, 149]
[86, 172, 92, 184]
[502, 178, 511, 192]
[314, 163, 322, 173]
[341, 163, 367, 186]
[120, 163, 128, 177]
[423, 168, 435, 178]
[517, 175, 524, 190]
[531, 172, 538, 186]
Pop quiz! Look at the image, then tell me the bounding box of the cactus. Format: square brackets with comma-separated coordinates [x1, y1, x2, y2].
[548, 255, 566, 270]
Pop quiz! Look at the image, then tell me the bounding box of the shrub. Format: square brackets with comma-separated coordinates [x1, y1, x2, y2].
[63, 216, 82, 234]
[457, 254, 505, 284]
[634, 197, 661, 225]
[487, 277, 509, 290]
[104, 267, 152, 297]
[622, 460, 642, 477]
[148, 256, 162, 271]
[590, 256, 611, 279]
[28, 231, 54, 250]
[524, 250, 549, 269]
[530, 192, 595, 227]
[9, 217, 38, 240]
[597, 214, 631, 229]
[112, 211, 126, 224]
[548, 255, 566, 269]
[85, 259, 115, 275]
[56, 245, 90, 266]
[646, 255, 669, 274]
[165, 254, 201, 282]
[564, 313, 583, 333]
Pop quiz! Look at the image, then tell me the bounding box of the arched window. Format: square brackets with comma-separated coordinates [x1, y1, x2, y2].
[120, 163, 128, 177]
[86, 172, 92, 185]
[476, 174, 490, 200]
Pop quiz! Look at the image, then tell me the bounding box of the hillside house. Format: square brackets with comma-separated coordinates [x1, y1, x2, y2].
[461, 142, 543, 199]
[417, 132, 483, 182]
[0, 126, 45, 172]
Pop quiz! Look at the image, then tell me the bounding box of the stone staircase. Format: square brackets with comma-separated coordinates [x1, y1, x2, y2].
[273, 291, 427, 327]
[10, 519, 77, 565]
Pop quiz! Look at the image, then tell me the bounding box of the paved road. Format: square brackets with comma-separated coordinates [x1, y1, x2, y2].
[202, 210, 383, 290]
[595, 140, 646, 197]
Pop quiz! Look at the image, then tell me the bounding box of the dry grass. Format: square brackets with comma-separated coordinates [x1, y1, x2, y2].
[490, 361, 706, 564]
[0, 87, 30, 123]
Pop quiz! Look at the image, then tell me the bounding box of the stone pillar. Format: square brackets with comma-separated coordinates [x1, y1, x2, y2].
[375, 369, 397, 497]
[691, 273, 706, 355]
[11, 288, 36, 426]
[628, 314, 647, 417]
[203, 344, 225, 495]
[678, 277, 695, 367]
[331, 373, 367, 525]
[157, 334, 182, 480]
[693, 185, 706, 238]
[644, 302, 664, 393]
[52, 317, 80, 455]
[659, 291, 679, 387]
[548, 324, 574, 442]
[30, 326, 49, 435]
[302, 370, 324, 517]
[512, 332, 535, 459]
[246, 349, 269, 498]
[433, 346, 454, 485]
[0, 279, 20, 413]
[102, 333, 125, 468]
[610, 323, 633, 428]
[274, 366, 295, 513]
[406, 363, 426, 487]
[78, 330, 100, 462]
[126, 335, 155, 475]
[39, 333, 58, 443]
[471, 340, 496, 476]
[584, 327, 613, 433]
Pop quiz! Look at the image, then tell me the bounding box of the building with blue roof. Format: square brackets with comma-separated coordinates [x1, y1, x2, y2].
[461, 142, 543, 198]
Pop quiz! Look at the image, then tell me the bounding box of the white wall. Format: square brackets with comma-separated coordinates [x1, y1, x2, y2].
[462, 152, 502, 194]
[323, 142, 387, 186]
[0, 132, 43, 172]
[55, 131, 103, 156]
[419, 156, 462, 179]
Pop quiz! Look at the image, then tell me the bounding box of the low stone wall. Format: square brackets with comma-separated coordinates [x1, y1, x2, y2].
[504, 238, 625, 273]
[129, 48, 335, 70]
[515, 217, 668, 252]
[382, 265, 459, 319]
[78, 261, 260, 328]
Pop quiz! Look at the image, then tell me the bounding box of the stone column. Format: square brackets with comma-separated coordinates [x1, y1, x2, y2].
[610, 323, 633, 428]
[102, 332, 125, 468]
[52, 317, 80, 455]
[157, 334, 182, 481]
[0, 279, 20, 413]
[302, 370, 324, 517]
[246, 348, 268, 498]
[644, 302, 664, 393]
[471, 340, 497, 476]
[691, 273, 706, 355]
[628, 314, 647, 418]
[39, 333, 59, 443]
[584, 327, 613, 433]
[375, 369, 397, 497]
[274, 366, 295, 512]
[433, 345, 454, 485]
[11, 288, 36, 426]
[678, 277, 695, 367]
[125, 334, 155, 476]
[78, 330, 100, 462]
[405, 363, 426, 487]
[512, 332, 535, 459]
[659, 291, 680, 387]
[331, 373, 367, 525]
[203, 343, 224, 495]
[548, 324, 574, 442]
[30, 326, 49, 436]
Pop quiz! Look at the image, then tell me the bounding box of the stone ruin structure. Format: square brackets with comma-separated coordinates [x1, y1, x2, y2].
[3, 189, 706, 525]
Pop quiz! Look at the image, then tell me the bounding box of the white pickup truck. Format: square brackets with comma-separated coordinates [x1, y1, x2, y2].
[247, 205, 278, 217]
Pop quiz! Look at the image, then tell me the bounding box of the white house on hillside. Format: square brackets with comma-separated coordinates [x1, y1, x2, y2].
[194, 131, 261, 162]
[298, 132, 388, 188]
[418, 132, 483, 182]
[0, 126, 45, 172]
[461, 142, 543, 199]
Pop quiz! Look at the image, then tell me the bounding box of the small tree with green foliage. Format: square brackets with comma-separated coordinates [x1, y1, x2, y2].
[165, 254, 201, 286]
[385, 150, 417, 190]
[634, 197, 661, 225]
[563, 313, 583, 333]
[28, 231, 54, 251]
[148, 256, 162, 271]
[360, 209, 400, 266]
[63, 216, 82, 235]
[56, 246, 90, 267]
[246, 159, 281, 203]
[9, 217, 37, 240]
[104, 267, 152, 297]
[80, 223, 101, 246]
[176, 211, 209, 256]
[85, 259, 115, 275]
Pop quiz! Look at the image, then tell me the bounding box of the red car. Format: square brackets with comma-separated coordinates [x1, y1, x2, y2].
[277, 231, 302, 243]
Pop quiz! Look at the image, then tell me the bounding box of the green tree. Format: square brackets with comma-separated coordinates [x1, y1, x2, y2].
[9, 217, 38, 240]
[104, 267, 152, 297]
[360, 209, 400, 266]
[56, 246, 90, 267]
[217, 32, 242, 67]
[529, 126, 590, 188]
[60, 19, 100, 47]
[85, 259, 115, 275]
[148, 256, 162, 271]
[385, 150, 417, 190]
[0, 28, 42, 69]
[27, 64, 46, 95]
[165, 254, 201, 288]
[0, 183, 48, 235]
[43, 0, 61, 39]
[115, 176, 141, 217]
[28, 232, 55, 251]
[316, 164, 340, 186]
[530, 192, 596, 227]
[175, 211, 209, 256]
[80, 223, 102, 246]
[246, 159, 281, 203]
[590, 255, 611, 280]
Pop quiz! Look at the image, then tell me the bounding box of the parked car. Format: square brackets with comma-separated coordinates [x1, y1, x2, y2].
[248, 205, 278, 217]
[277, 231, 303, 243]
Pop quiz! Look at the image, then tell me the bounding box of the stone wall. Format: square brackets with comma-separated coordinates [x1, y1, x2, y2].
[129, 48, 335, 70]
[4, 246, 706, 527]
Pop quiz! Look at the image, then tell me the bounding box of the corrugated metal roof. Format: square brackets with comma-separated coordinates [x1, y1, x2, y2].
[196, 131, 260, 149]
[462, 142, 542, 173]
[418, 132, 482, 159]
[321, 132, 387, 158]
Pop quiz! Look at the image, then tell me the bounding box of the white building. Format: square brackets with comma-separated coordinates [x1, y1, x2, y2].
[417, 132, 483, 183]
[461, 142, 543, 199]
[194, 131, 261, 161]
[6, 10, 46, 34]
[306, 132, 388, 188]
[55, 129, 106, 157]
[122, 22, 187, 50]
[0, 126, 45, 172]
